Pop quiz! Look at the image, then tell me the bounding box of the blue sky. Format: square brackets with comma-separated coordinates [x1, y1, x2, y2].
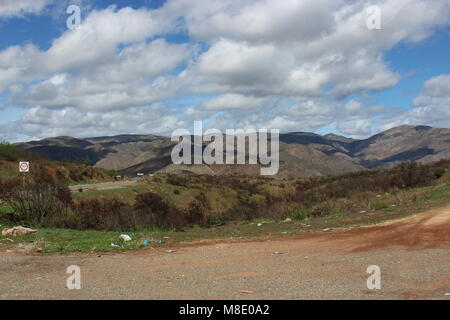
[0, 0, 449, 142]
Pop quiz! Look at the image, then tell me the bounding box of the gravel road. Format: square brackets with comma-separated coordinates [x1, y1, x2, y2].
[1, 205, 449, 300]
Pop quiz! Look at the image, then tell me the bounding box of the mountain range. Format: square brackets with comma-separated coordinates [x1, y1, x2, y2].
[14, 125, 450, 178]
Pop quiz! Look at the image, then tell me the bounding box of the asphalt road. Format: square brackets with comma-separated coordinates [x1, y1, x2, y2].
[0, 205, 449, 300]
[68, 180, 138, 192]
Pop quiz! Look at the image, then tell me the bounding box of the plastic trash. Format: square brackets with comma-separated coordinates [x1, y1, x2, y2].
[143, 240, 149, 245]
[273, 251, 285, 255]
[2, 226, 37, 236]
[120, 234, 131, 241]
[165, 249, 176, 253]
[110, 243, 120, 247]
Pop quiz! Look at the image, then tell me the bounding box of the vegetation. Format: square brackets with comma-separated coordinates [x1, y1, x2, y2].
[0, 142, 38, 161]
[1, 159, 449, 234]
[0, 143, 118, 183]
[1, 179, 449, 253]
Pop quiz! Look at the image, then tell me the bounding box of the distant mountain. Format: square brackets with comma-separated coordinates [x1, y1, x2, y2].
[14, 125, 450, 178]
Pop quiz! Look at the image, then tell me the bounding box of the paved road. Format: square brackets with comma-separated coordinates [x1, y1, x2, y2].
[0, 205, 449, 299]
[68, 180, 138, 192]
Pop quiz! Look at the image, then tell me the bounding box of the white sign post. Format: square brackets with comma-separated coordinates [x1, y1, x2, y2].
[19, 161, 30, 188]
[19, 161, 30, 173]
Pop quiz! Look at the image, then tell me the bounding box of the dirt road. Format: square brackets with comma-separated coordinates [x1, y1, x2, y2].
[0, 205, 449, 300]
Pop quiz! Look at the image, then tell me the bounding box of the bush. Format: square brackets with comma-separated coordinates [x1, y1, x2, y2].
[434, 168, 446, 179]
[372, 199, 390, 210]
[290, 209, 313, 221]
[207, 212, 231, 227]
[134, 192, 184, 230]
[186, 193, 210, 226]
[3, 183, 72, 226]
[72, 198, 135, 231]
[0, 143, 34, 161]
[166, 174, 190, 187]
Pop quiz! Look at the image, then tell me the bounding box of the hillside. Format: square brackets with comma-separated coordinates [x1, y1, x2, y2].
[0, 143, 118, 184]
[13, 125, 450, 178]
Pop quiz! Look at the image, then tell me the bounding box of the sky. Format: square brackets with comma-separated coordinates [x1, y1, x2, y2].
[0, 0, 449, 142]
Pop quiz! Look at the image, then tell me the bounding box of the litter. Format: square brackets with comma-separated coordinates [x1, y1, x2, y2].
[110, 243, 120, 247]
[240, 290, 254, 294]
[143, 240, 149, 245]
[120, 234, 131, 241]
[273, 251, 285, 255]
[165, 249, 176, 253]
[283, 218, 292, 223]
[2, 226, 37, 236]
[322, 228, 331, 231]
[257, 223, 262, 227]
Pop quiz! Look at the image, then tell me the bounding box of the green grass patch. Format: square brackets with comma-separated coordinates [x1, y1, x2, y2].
[371, 199, 390, 210]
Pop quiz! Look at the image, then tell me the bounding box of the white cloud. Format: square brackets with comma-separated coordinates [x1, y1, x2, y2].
[381, 74, 450, 130]
[16, 104, 185, 139]
[1, 0, 450, 140]
[0, 0, 51, 18]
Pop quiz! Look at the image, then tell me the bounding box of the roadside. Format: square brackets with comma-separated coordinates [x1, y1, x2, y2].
[68, 180, 138, 192]
[0, 204, 449, 299]
[1, 180, 450, 254]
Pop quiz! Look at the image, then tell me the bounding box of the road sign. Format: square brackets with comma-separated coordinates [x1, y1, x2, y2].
[19, 161, 30, 173]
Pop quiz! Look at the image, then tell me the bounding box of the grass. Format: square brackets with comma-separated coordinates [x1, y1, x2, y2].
[372, 199, 390, 210]
[72, 185, 147, 203]
[1, 181, 449, 254]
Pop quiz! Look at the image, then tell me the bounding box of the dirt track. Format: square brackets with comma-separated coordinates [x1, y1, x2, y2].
[0, 205, 449, 300]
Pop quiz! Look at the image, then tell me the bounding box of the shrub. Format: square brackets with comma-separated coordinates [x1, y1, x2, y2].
[134, 192, 184, 230]
[372, 199, 390, 210]
[73, 198, 135, 231]
[434, 168, 446, 179]
[166, 174, 190, 187]
[207, 212, 231, 227]
[0, 143, 35, 161]
[186, 192, 210, 226]
[290, 209, 313, 221]
[4, 183, 72, 226]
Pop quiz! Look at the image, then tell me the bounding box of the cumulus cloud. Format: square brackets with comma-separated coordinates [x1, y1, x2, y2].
[0, 0, 450, 140]
[381, 74, 450, 130]
[0, 0, 51, 18]
[14, 104, 186, 139]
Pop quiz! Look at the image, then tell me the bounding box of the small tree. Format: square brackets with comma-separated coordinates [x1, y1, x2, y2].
[3, 183, 72, 226]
